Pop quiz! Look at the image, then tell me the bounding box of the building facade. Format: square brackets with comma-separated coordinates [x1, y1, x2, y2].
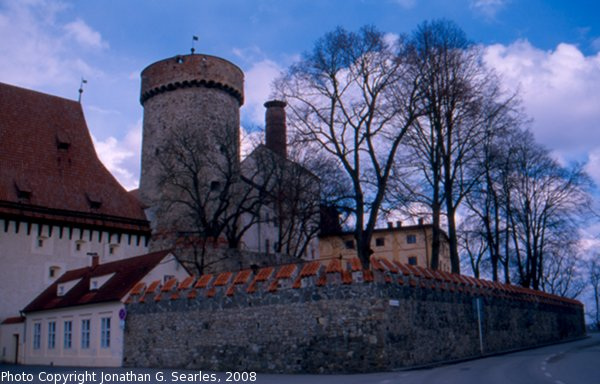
[319, 222, 451, 272]
[21, 251, 188, 367]
[0, 82, 152, 363]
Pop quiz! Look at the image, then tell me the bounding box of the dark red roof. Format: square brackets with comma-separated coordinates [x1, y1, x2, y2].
[0, 82, 149, 233]
[22, 250, 171, 313]
[1, 316, 25, 324]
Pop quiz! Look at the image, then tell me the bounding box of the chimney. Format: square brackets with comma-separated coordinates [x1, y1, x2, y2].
[418, 218, 424, 226]
[88, 253, 99, 268]
[396, 221, 402, 228]
[387, 222, 393, 229]
[264, 100, 287, 158]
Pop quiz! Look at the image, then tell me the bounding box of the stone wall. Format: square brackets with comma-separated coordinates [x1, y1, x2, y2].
[123, 259, 585, 373]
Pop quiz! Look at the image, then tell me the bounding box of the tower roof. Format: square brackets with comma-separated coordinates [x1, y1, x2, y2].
[0, 82, 149, 233]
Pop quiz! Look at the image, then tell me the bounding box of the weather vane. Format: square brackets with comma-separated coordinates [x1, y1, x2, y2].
[78, 78, 87, 103]
[191, 35, 199, 54]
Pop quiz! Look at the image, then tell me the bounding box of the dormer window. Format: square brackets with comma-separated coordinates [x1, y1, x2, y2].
[14, 180, 32, 200]
[89, 273, 115, 291]
[86, 192, 102, 209]
[56, 133, 71, 150]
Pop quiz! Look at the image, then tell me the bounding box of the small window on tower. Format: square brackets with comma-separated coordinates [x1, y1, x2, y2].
[408, 257, 417, 266]
[407, 234, 417, 244]
[344, 240, 355, 249]
[375, 237, 385, 247]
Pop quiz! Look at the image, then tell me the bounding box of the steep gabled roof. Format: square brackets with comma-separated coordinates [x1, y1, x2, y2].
[0, 82, 149, 233]
[22, 250, 172, 313]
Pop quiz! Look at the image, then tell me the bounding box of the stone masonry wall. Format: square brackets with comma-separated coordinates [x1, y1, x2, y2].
[123, 258, 585, 373]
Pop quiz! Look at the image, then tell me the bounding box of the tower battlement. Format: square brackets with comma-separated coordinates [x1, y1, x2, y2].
[140, 54, 244, 106]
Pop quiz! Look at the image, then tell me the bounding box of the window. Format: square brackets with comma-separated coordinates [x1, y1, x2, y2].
[75, 242, 81, 251]
[81, 319, 90, 349]
[101, 317, 111, 348]
[48, 321, 56, 349]
[64, 321, 72, 349]
[407, 234, 417, 244]
[344, 240, 355, 249]
[33, 323, 41, 350]
[37, 238, 45, 248]
[408, 256, 417, 266]
[375, 237, 385, 247]
[49, 266, 60, 278]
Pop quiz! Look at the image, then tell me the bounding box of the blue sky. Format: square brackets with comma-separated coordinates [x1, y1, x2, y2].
[1, 0, 600, 192]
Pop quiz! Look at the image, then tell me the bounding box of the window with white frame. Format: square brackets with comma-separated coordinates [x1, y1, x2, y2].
[81, 319, 90, 349]
[33, 323, 41, 350]
[47, 321, 56, 349]
[101, 317, 111, 348]
[63, 320, 72, 349]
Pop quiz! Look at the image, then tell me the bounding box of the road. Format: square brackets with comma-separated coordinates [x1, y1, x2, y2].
[1, 333, 599, 384]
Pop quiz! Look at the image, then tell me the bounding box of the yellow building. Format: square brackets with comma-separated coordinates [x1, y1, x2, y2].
[319, 222, 451, 272]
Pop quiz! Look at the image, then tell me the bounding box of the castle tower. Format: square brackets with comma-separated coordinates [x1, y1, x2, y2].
[139, 54, 244, 249]
[264, 100, 287, 158]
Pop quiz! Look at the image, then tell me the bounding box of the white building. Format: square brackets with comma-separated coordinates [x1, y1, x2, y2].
[19, 251, 189, 367]
[0, 82, 151, 362]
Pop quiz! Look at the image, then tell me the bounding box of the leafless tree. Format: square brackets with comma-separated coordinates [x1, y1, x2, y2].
[402, 19, 510, 273]
[588, 258, 600, 329]
[155, 125, 264, 274]
[275, 25, 423, 268]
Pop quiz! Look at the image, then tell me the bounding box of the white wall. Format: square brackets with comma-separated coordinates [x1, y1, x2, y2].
[0, 321, 24, 364]
[0, 219, 149, 322]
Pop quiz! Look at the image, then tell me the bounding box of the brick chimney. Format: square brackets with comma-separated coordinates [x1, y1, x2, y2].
[264, 100, 287, 158]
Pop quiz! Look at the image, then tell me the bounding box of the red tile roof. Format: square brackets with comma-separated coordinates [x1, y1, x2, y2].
[22, 250, 172, 313]
[0, 82, 149, 233]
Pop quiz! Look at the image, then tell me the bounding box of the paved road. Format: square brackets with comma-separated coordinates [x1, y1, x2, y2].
[2, 334, 599, 384]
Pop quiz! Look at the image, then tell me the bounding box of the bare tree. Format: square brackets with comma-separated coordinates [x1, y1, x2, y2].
[155, 125, 263, 274]
[403, 19, 509, 273]
[588, 258, 600, 329]
[276, 25, 423, 268]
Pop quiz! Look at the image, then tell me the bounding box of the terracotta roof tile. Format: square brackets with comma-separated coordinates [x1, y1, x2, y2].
[349, 258, 362, 272]
[370, 258, 385, 271]
[268, 279, 279, 292]
[246, 281, 258, 293]
[300, 261, 321, 277]
[255, 267, 274, 282]
[206, 287, 216, 298]
[161, 278, 178, 292]
[214, 272, 232, 286]
[325, 259, 342, 273]
[0, 82, 149, 233]
[130, 282, 146, 295]
[276, 264, 297, 279]
[379, 258, 398, 273]
[226, 285, 235, 297]
[194, 274, 214, 289]
[363, 270, 374, 282]
[292, 277, 302, 289]
[178, 276, 196, 290]
[233, 270, 252, 285]
[187, 290, 198, 299]
[341, 270, 352, 285]
[316, 274, 327, 287]
[146, 280, 162, 294]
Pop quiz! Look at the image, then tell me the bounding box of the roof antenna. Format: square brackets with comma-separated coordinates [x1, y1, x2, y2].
[78, 78, 87, 103]
[191, 35, 199, 54]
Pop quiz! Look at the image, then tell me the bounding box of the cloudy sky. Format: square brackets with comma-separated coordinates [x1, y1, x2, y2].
[1, 0, 599, 193]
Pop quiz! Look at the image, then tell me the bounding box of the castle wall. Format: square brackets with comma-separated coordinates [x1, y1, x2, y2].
[122, 261, 585, 373]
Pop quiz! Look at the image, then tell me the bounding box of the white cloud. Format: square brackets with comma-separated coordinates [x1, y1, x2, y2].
[92, 120, 142, 191]
[64, 18, 108, 50]
[470, 0, 507, 19]
[484, 40, 600, 184]
[241, 59, 283, 127]
[0, 1, 105, 90]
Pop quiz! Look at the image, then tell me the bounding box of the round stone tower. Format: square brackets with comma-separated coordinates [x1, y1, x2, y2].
[138, 53, 244, 247]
